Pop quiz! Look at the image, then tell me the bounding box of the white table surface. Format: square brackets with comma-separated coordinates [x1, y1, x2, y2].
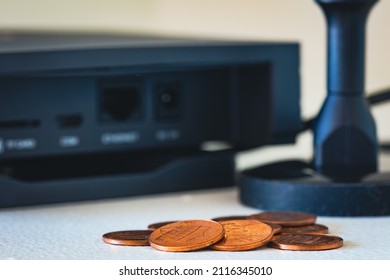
[1, 187, 390, 260]
[1, 134, 390, 260]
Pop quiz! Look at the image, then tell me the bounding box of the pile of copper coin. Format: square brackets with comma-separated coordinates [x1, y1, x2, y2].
[102, 211, 343, 252]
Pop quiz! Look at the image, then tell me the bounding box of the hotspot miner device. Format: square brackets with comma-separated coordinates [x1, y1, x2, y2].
[0, 32, 301, 207]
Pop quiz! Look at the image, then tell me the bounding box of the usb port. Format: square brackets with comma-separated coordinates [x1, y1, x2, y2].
[57, 114, 83, 129]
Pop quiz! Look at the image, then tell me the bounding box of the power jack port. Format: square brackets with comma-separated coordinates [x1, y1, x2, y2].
[155, 81, 181, 121]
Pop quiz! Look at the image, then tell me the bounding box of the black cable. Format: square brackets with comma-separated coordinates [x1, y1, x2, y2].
[367, 88, 390, 106]
[300, 117, 315, 133]
[381, 143, 390, 151]
[367, 88, 390, 151]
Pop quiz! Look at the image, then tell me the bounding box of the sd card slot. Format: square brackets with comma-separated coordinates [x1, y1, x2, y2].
[0, 119, 40, 130]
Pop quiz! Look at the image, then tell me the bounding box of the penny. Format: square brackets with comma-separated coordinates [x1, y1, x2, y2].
[268, 223, 282, 234]
[212, 215, 248, 222]
[147, 221, 177, 230]
[248, 211, 316, 227]
[149, 220, 225, 252]
[210, 220, 273, 251]
[268, 233, 343, 251]
[281, 224, 329, 235]
[102, 230, 153, 246]
[247, 217, 282, 234]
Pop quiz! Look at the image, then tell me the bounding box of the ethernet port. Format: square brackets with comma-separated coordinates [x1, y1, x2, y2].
[100, 84, 142, 122]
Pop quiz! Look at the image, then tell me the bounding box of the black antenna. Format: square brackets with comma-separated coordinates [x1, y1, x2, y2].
[240, 0, 390, 216]
[314, 0, 378, 181]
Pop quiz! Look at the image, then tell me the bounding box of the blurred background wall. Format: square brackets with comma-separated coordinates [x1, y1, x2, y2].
[1, 0, 389, 141]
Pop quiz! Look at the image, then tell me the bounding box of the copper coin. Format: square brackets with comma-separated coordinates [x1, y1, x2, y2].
[248, 211, 316, 226]
[147, 221, 177, 230]
[210, 220, 274, 251]
[212, 215, 248, 222]
[268, 233, 343, 251]
[149, 220, 224, 252]
[268, 223, 282, 234]
[247, 218, 282, 234]
[102, 230, 153, 246]
[281, 224, 329, 235]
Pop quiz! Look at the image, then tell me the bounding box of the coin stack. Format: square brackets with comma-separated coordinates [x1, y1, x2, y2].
[102, 211, 343, 252]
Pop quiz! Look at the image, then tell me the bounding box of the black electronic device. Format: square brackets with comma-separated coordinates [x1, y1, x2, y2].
[240, 0, 390, 216]
[0, 32, 301, 207]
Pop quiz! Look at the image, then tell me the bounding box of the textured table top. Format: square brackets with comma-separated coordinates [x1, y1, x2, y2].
[1, 187, 390, 260]
[1, 133, 390, 260]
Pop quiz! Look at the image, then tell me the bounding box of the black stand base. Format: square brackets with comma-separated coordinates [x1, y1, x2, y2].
[239, 159, 390, 216]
